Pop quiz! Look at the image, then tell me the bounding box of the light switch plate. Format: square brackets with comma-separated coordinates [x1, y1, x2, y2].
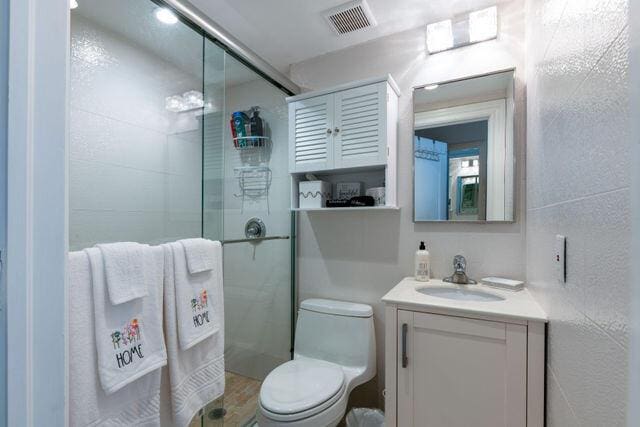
[555, 235, 566, 283]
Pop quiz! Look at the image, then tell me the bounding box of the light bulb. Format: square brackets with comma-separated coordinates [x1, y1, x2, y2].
[426, 19, 453, 54]
[469, 6, 498, 43]
[183, 90, 204, 109]
[155, 8, 178, 25]
[165, 95, 185, 112]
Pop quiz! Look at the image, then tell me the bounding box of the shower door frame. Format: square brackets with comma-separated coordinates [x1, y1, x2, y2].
[0, 0, 7, 422]
[5, 0, 69, 426]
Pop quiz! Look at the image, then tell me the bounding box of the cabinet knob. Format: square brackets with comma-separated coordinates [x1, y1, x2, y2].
[326, 128, 333, 135]
[334, 127, 340, 134]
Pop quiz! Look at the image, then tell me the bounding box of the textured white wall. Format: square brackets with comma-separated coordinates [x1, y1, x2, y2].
[525, 0, 629, 425]
[289, 0, 526, 406]
[629, 0, 640, 423]
[69, 16, 203, 250]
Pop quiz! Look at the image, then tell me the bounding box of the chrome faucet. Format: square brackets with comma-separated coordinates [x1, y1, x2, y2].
[443, 255, 477, 285]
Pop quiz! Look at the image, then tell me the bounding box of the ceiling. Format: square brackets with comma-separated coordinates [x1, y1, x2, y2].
[188, 0, 513, 72]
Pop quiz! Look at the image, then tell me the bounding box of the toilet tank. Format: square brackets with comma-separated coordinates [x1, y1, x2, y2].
[294, 299, 375, 375]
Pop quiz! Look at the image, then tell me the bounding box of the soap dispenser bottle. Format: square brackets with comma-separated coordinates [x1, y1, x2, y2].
[415, 241, 430, 282]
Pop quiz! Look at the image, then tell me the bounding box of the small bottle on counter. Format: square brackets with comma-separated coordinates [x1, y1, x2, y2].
[415, 241, 430, 282]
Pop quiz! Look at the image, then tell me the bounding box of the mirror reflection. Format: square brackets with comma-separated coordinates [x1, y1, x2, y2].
[413, 70, 515, 222]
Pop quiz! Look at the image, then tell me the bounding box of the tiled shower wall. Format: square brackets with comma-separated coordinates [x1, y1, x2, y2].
[525, 0, 629, 425]
[69, 16, 202, 250]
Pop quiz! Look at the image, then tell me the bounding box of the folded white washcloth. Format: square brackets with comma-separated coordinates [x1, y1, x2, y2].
[69, 250, 162, 427]
[86, 246, 167, 395]
[162, 243, 225, 427]
[96, 242, 149, 305]
[172, 240, 222, 350]
[180, 238, 216, 274]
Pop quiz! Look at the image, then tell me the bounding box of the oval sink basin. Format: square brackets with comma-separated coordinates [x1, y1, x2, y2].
[417, 287, 505, 302]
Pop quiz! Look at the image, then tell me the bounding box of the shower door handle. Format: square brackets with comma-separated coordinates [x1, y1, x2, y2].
[401, 323, 408, 368]
[221, 235, 290, 245]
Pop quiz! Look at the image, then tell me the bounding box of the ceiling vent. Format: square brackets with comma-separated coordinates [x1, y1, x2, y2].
[324, 0, 377, 35]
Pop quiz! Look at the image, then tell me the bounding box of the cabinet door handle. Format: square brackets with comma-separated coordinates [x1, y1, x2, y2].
[334, 127, 340, 134]
[326, 128, 333, 135]
[402, 323, 408, 368]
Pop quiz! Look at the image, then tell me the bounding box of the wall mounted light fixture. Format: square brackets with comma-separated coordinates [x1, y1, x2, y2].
[426, 6, 497, 54]
[165, 90, 213, 114]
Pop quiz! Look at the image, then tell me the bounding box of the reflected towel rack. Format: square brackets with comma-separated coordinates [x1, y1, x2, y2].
[221, 235, 290, 245]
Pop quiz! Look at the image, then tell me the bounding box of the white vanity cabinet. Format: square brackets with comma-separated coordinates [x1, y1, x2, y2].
[383, 279, 547, 427]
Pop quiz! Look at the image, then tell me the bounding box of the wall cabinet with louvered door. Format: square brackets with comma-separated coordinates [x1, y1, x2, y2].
[287, 75, 400, 211]
[288, 94, 334, 173]
[333, 83, 387, 169]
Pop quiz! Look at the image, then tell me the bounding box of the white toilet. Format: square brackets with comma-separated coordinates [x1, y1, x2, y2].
[256, 298, 376, 427]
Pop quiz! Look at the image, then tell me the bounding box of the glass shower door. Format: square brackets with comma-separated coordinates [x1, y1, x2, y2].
[202, 42, 293, 426]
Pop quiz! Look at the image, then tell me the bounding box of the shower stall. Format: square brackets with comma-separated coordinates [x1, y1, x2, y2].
[69, 1, 295, 425]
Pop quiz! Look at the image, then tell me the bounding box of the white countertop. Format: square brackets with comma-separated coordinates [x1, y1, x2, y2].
[382, 277, 548, 323]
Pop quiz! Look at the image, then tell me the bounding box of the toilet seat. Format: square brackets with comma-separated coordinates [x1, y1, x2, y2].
[259, 359, 346, 422]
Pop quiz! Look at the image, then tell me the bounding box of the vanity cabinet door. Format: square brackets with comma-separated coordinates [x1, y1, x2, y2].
[397, 310, 527, 427]
[333, 82, 387, 169]
[289, 94, 334, 173]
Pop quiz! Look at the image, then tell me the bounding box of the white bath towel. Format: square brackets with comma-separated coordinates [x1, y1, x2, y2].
[173, 240, 221, 350]
[96, 242, 148, 305]
[86, 246, 167, 395]
[69, 250, 162, 427]
[180, 238, 217, 274]
[163, 243, 225, 427]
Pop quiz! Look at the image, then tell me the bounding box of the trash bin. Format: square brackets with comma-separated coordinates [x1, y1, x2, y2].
[345, 408, 385, 427]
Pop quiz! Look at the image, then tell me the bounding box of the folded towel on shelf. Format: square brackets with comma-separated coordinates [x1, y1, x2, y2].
[86, 246, 167, 395]
[180, 238, 217, 274]
[69, 250, 162, 427]
[163, 242, 225, 427]
[96, 242, 148, 305]
[172, 239, 221, 350]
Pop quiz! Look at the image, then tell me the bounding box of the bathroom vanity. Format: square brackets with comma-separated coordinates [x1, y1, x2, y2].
[382, 278, 547, 427]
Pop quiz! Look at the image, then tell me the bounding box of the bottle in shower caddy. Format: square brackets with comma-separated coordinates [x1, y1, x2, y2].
[232, 111, 249, 142]
[415, 241, 430, 282]
[249, 107, 264, 146]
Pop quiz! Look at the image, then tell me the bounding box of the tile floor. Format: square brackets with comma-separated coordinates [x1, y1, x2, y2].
[190, 371, 262, 427]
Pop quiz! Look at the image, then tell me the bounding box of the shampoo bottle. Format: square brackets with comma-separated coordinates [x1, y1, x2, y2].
[415, 241, 430, 282]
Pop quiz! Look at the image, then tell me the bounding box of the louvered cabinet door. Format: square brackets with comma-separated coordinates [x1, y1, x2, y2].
[289, 95, 334, 173]
[333, 82, 387, 169]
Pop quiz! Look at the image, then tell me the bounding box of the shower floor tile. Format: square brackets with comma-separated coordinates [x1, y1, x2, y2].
[191, 371, 262, 427]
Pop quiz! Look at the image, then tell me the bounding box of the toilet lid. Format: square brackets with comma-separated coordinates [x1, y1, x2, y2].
[260, 359, 345, 415]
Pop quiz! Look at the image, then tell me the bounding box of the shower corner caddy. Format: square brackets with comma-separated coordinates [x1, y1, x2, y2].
[232, 134, 273, 213]
[233, 136, 271, 150]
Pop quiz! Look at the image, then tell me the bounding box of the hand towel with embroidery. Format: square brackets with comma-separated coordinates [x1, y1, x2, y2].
[172, 239, 221, 350]
[86, 245, 167, 394]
